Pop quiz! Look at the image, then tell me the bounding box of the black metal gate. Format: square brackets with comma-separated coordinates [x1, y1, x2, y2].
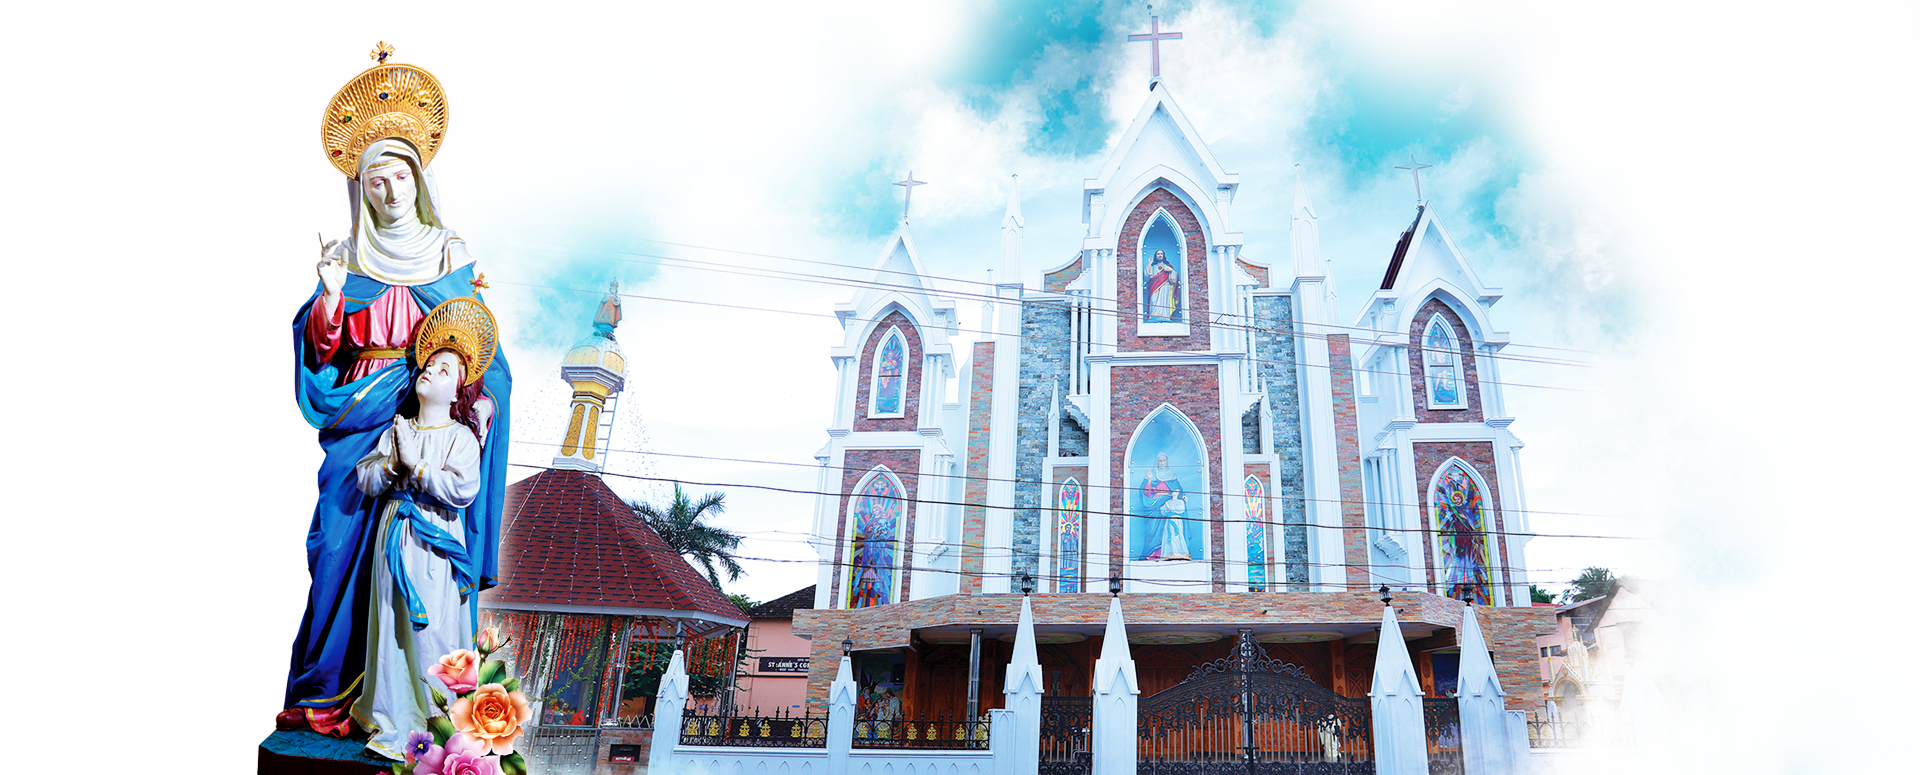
[1040, 696, 1093, 775]
[1138, 631, 1374, 775]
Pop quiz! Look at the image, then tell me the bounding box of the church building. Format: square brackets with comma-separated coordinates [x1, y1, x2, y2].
[793, 49, 1555, 728]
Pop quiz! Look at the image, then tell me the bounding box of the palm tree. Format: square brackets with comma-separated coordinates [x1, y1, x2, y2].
[628, 483, 745, 590]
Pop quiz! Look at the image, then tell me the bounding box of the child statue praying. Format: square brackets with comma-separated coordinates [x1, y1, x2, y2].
[349, 298, 496, 761]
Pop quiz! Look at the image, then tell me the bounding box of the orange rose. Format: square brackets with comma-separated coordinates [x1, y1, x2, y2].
[449, 683, 533, 756]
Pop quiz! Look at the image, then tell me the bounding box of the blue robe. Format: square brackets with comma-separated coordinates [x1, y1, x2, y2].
[284, 265, 512, 710]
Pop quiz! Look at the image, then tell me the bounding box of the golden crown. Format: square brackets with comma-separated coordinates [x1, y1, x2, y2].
[413, 297, 497, 385]
[321, 42, 449, 177]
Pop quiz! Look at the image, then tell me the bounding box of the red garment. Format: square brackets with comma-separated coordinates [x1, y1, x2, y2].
[306, 286, 425, 384]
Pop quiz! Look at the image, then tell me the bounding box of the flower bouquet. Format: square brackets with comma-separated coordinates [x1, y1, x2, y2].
[392, 626, 532, 775]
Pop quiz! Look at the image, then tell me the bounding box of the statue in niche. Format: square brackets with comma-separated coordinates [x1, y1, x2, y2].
[279, 45, 513, 754]
[1136, 452, 1192, 560]
[1128, 410, 1205, 561]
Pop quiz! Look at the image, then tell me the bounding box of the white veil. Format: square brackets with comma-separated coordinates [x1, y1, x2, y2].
[342, 138, 474, 286]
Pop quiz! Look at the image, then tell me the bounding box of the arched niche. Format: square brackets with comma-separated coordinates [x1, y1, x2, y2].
[1427, 457, 1496, 605]
[1124, 406, 1208, 562]
[845, 466, 906, 609]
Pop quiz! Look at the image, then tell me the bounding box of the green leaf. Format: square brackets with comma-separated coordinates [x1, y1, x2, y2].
[479, 659, 508, 686]
[427, 682, 450, 712]
[500, 752, 528, 775]
[428, 715, 456, 746]
[502, 677, 521, 693]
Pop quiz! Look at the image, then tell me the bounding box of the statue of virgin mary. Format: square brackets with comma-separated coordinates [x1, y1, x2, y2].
[279, 49, 513, 737]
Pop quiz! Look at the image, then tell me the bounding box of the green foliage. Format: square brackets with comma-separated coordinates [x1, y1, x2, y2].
[503, 677, 520, 693]
[500, 752, 528, 775]
[725, 593, 758, 612]
[479, 659, 508, 687]
[1529, 584, 1555, 604]
[427, 715, 456, 746]
[427, 681, 449, 713]
[629, 484, 746, 589]
[1561, 567, 1617, 604]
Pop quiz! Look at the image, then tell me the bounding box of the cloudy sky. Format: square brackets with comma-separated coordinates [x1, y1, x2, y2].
[6, 1, 1914, 771]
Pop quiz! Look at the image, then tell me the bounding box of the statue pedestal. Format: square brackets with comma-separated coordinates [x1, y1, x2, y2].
[257, 730, 394, 774]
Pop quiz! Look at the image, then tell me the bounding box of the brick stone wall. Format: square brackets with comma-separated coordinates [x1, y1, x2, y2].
[1109, 364, 1225, 589]
[830, 449, 922, 606]
[1329, 334, 1369, 588]
[1411, 441, 1511, 602]
[1042, 252, 1085, 292]
[1117, 187, 1212, 352]
[1014, 301, 1074, 580]
[959, 342, 995, 593]
[1251, 294, 1309, 588]
[792, 590, 1554, 712]
[1408, 299, 1484, 423]
[852, 311, 925, 432]
[1235, 258, 1270, 288]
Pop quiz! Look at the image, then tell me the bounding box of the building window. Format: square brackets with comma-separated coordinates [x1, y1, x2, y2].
[1423, 315, 1467, 410]
[1056, 478, 1084, 593]
[846, 468, 905, 608]
[1136, 209, 1191, 336]
[1429, 458, 1494, 605]
[1126, 406, 1207, 562]
[868, 327, 909, 418]
[1245, 474, 1269, 591]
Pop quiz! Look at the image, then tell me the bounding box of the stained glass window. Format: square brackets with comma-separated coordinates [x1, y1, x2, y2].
[1424, 315, 1466, 409]
[1057, 479, 1084, 593]
[1431, 460, 1492, 605]
[870, 328, 907, 417]
[1245, 475, 1268, 591]
[847, 470, 903, 608]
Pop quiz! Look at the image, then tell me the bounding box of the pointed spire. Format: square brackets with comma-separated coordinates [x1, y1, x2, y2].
[657, 647, 689, 703]
[1290, 163, 1321, 278]
[1011, 594, 1039, 668]
[829, 652, 859, 706]
[1098, 596, 1130, 665]
[1001, 174, 1024, 280]
[1370, 603, 1422, 697]
[1455, 604, 1505, 698]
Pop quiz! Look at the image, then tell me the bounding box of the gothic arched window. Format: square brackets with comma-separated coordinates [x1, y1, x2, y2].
[1126, 406, 1207, 562]
[846, 468, 905, 609]
[1245, 474, 1269, 591]
[1424, 315, 1467, 410]
[1429, 459, 1494, 605]
[1139, 211, 1187, 325]
[1056, 478, 1085, 593]
[868, 327, 909, 418]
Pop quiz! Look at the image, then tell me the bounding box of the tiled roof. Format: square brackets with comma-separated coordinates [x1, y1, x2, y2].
[482, 469, 746, 623]
[745, 585, 816, 619]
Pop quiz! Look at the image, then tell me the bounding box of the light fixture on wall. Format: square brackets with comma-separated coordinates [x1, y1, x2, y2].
[841, 637, 853, 656]
[1020, 574, 1036, 596]
[1109, 575, 1124, 597]
[1379, 585, 1392, 605]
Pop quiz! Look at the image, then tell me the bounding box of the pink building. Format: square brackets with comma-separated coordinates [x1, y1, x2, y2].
[734, 586, 816, 715]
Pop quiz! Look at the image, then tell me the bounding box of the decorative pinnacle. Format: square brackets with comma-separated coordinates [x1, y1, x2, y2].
[370, 41, 395, 64]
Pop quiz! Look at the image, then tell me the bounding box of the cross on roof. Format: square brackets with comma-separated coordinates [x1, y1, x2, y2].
[1127, 13, 1183, 80]
[894, 171, 927, 221]
[1395, 154, 1433, 204]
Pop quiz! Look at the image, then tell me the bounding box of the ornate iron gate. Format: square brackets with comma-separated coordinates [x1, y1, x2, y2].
[1040, 696, 1093, 775]
[1138, 631, 1374, 775]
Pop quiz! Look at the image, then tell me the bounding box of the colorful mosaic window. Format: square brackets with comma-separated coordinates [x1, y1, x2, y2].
[1431, 460, 1493, 605]
[870, 328, 908, 417]
[1424, 315, 1466, 409]
[847, 470, 903, 608]
[1056, 478, 1084, 593]
[1245, 474, 1268, 591]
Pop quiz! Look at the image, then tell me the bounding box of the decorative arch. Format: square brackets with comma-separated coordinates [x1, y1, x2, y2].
[1124, 405, 1208, 562]
[1137, 208, 1188, 324]
[867, 325, 910, 418]
[1423, 314, 1467, 409]
[1427, 457, 1495, 605]
[1055, 478, 1085, 593]
[1244, 474, 1269, 591]
[845, 466, 906, 609]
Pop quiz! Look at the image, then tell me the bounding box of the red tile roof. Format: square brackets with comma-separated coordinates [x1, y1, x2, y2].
[481, 469, 746, 623]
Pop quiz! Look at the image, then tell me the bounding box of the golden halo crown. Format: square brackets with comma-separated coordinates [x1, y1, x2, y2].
[321, 43, 449, 177]
[413, 297, 497, 385]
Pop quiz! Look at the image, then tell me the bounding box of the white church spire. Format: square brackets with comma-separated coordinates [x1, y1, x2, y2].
[1290, 164, 1320, 278]
[1001, 173, 1023, 280]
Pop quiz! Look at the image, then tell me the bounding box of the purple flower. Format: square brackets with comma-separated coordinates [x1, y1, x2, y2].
[407, 731, 435, 760]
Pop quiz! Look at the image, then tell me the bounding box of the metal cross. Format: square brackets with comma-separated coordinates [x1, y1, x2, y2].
[1395, 154, 1433, 204]
[894, 171, 927, 220]
[1127, 14, 1184, 79]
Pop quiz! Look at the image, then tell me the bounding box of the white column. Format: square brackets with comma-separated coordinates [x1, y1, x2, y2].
[1090, 597, 1138, 775]
[1003, 596, 1044, 775]
[990, 707, 1018, 775]
[1370, 603, 1429, 775]
[646, 648, 689, 775]
[826, 654, 857, 774]
[1456, 605, 1515, 774]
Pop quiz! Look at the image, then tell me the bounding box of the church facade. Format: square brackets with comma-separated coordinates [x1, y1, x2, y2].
[793, 78, 1554, 721]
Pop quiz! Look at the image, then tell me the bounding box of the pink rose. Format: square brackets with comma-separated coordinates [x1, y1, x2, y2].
[437, 751, 500, 775]
[429, 649, 482, 694]
[476, 625, 506, 654]
[449, 685, 533, 756]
